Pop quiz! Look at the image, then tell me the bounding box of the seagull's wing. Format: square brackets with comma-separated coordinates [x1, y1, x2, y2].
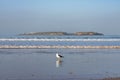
[59, 54, 64, 58]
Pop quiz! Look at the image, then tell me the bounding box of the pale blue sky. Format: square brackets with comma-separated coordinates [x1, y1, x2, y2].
[0, 0, 120, 35]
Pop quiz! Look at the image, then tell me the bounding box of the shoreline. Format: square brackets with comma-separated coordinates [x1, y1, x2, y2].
[0, 45, 120, 49]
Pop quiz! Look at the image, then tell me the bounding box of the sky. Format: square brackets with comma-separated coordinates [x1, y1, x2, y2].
[0, 0, 120, 35]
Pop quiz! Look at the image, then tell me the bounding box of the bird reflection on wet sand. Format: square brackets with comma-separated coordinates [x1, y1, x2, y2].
[56, 59, 63, 68]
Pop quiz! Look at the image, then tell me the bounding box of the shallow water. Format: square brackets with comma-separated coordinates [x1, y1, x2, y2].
[0, 49, 120, 80]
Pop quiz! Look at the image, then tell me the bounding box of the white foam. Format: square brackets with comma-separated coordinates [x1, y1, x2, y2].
[0, 39, 120, 41]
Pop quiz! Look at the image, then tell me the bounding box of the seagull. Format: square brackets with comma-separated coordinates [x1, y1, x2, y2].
[56, 53, 64, 59]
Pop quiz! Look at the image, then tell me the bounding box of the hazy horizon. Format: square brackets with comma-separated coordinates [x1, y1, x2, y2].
[0, 0, 120, 35]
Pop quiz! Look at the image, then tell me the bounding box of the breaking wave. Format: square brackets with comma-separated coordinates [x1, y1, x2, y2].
[0, 35, 120, 47]
[0, 38, 120, 41]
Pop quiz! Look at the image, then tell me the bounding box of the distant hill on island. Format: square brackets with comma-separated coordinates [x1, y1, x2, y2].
[19, 32, 104, 36]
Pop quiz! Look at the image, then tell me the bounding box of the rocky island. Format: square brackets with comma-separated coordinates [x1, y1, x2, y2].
[19, 32, 103, 36]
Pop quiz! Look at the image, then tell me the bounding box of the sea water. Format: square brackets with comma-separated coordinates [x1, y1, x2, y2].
[0, 35, 120, 80]
[0, 35, 120, 46]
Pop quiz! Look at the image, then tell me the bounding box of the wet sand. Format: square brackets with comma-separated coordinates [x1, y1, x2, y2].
[101, 77, 120, 80]
[0, 49, 120, 80]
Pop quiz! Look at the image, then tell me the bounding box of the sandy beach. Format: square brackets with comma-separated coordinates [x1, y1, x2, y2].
[101, 77, 120, 80]
[0, 49, 120, 80]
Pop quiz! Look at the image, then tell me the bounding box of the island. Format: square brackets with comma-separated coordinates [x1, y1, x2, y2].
[74, 32, 103, 35]
[19, 32, 104, 36]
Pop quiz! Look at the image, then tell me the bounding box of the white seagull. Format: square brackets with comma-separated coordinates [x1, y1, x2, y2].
[56, 53, 64, 59]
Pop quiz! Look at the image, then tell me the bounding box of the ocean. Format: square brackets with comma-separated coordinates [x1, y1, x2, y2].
[0, 35, 120, 80]
[0, 35, 120, 46]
